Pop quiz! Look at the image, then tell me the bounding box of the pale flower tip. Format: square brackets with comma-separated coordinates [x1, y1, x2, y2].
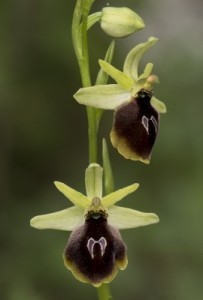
[30, 216, 40, 229]
[30, 215, 50, 230]
[150, 213, 160, 224]
[133, 182, 140, 191]
[142, 158, 150, 164]
[30, 217, 35, 228]
[54, 181, 65, 192]
[98, 58, 103, 65]
[54, 181, 62, 192]
[88, 162, 101, 169]
[54, 180, 60, 187]
[149, 36, 159, 43]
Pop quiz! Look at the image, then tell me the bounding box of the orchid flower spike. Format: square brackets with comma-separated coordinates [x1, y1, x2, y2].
[30, 164, 159, 287]
[74, 37, 167, 163]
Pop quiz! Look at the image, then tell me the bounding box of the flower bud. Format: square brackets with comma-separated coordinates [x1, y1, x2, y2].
[100, 7, 145, 38]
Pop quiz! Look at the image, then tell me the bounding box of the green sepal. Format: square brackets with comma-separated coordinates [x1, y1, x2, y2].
[138, 62, 154, 80]
[74, 84, 131, 110]
[123, 37, 158, 81]
[85, 163, 103, 199]
[102, 183, 139, 207]
[99, 59, 134, 90]
[87, 12, 102, 30]
[151, 96, 167, 113]
[54, 181, 90, 209]
[96, 40, 115, 85]
[95, 40, 116, 123]
[108, 205, 159, 230]
[30, 206, 84, 231]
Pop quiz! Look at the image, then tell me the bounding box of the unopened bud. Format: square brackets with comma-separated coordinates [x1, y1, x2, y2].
[100, 7, 145, 38]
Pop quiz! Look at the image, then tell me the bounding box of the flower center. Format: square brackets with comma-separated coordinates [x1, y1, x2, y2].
[85, 197, 108, 219]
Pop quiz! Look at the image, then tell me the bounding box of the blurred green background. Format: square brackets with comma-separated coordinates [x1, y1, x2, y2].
[1, 0, 203, 299]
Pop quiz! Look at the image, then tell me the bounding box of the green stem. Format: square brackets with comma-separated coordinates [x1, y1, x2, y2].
[86, 107, 98, 163]
[72, 0, 97, 163]
[72, 1, 112, 299]
[97, 284, 112, 300]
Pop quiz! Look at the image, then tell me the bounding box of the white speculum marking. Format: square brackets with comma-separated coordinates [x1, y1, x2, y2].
[142, 115, 158, 134]
[142, 116, 149, 134]
[150, 115, 158, 133]
[87, 237, 107, 259]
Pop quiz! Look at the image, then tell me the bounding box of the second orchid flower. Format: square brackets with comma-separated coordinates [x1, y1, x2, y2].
[74, 37, 166, 163]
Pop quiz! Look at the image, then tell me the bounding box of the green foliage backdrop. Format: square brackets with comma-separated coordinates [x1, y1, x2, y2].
[1, 0, 203, 299]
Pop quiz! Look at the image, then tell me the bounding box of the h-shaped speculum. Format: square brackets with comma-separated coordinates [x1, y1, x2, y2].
[87, 236, 107, 259]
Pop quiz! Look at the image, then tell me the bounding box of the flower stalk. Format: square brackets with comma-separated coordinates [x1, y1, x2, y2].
[97, 284, 112, 300]
[72, 0, 98, 163]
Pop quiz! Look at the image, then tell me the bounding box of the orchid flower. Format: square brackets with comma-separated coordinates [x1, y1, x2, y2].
[30, 164, 159, 287]
[74, 37, 166, 163]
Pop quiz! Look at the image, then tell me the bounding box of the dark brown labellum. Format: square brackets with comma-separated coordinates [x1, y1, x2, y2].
[111, 89, 159, 163]
[64, 212, 127, 286]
